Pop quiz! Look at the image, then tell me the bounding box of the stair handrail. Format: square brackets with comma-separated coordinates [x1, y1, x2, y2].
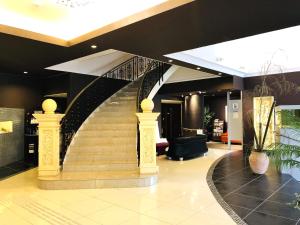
[60, 55, 154, 162]
[136, 60, 171, 162]
[137, 61, 171, 112]
[64, 56, 151, 116]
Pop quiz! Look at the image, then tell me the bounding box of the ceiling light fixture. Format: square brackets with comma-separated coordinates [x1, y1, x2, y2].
[55, 0, 93, 8]
[189, 93, 192, 96]
[90, 45, 97, 49]
[168, 59, 173, 63]
[23, 71, 28, 74]
[196, 67, 201, 70]
[218, 72, 222, 75]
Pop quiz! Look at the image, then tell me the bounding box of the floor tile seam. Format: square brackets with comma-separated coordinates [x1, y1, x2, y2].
[3, 200, 61, 225]
[222, 175, 263, 198]
[18, 199, 81, 225]
[22, 203, 73, 225]
[243, 178, 293, 220]
[131, 199, 202, 225]
[228, 203, 253, 211]
[213, 166, 251, 182]
[230, 192, 267, 201]
[0, 204, 37, 225]
[253, 209, 298, 222]
[214, 169, 253, 182]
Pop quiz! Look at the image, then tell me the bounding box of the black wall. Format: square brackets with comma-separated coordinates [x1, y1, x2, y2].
[204, 95, 227, 122]
[0, 73, 43, 112]
[183, 94, 204, 129]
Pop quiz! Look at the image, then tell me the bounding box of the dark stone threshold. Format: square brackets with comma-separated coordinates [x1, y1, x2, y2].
[0, 160, 36, 181]
[207, 150, 300, 225]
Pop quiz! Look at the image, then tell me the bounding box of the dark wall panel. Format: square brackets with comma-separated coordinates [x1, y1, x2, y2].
[0, 73, 43, 112]
[183, 94, 204, 129]
[204, 95, 227, 122]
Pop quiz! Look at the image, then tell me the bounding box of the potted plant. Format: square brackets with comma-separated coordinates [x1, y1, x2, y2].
[203, 106, 215, 138]
[245, 73, 299, 174]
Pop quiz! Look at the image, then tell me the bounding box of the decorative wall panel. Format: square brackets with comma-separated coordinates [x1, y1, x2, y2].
[0, 108, 24, 167]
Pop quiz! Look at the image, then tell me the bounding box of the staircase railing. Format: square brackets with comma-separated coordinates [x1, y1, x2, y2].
[137, 61, 171, 112]
[60, 56, 153, 162]
[136, 61, 171, 161]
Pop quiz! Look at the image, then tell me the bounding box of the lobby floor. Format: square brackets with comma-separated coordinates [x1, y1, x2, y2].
[211, 151, 300, 225]
[0, 148, 237, 225]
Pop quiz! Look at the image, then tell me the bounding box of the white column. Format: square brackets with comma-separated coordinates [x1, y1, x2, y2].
[33, 99, 64, 177]
[136, 99, 160, 174]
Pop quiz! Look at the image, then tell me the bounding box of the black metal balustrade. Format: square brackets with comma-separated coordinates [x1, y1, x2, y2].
[60, 56, 154, 162]
[137, 61, 171, 112]
[136, 61, 171, 161]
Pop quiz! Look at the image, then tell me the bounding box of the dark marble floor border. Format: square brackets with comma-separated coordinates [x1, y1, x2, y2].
[0, 161, 36, 181]
[206, 150, 247, 225]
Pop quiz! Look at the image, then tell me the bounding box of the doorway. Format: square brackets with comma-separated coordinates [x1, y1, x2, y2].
[161, 102, 182, 141]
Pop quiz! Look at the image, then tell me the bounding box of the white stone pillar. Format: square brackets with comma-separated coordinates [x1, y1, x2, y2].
[136, 99, 160, 174]
[33, 99, 64, 177]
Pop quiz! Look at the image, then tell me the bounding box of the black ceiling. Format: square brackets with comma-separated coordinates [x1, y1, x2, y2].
[1, 0, 300, 77]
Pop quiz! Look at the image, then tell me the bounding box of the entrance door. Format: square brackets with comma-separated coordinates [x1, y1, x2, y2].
[161, 103, 182, 140]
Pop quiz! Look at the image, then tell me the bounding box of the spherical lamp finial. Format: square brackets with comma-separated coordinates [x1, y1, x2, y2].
[42, 99, 57, 114]
[141, 98, 154, 113]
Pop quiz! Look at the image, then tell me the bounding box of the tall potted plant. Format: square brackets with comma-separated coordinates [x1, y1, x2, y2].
[245, 73, 299, 174]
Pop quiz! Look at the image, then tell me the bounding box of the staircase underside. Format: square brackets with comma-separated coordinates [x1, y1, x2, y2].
[38, 171, 157, 190]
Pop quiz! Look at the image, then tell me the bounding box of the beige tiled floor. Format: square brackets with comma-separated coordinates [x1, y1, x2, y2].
[0, 148, 238, 225]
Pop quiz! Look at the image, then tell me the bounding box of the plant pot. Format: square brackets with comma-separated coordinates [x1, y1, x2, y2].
[249, 151, 269, 174]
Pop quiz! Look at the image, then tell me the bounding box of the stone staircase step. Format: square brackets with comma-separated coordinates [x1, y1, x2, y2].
[73, 137, 135, 146]
[90, 117, 136, 123]
[100, 105, 136, 112]
[78, 130, 136, 137]
[110, 96, 136, 101]
[65, 153, 137, 162]
[38, 172, 157, 189]
[63, 163, 138, 172]
[80, 123, 136, 130]
[115, 92, 137, 97]
[68, 145, 136, 153]
[93, 111, 135, 117]
[65, 159, 137, 165]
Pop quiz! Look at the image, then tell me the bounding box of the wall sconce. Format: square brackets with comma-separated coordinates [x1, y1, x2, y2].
[0, 121, 13, 134]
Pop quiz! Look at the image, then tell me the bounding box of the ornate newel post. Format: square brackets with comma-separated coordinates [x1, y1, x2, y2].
[136, 99, 160, 174]
[33, 99, 64, 177]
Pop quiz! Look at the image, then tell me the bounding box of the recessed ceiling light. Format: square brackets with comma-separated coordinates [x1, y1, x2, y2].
[189, 93, 192, 96]
[23, 71, 28, 74]
[198, 91, 202, 94]
[196, 67, 201, 70]
[91, 45, 98, 49]
[168, 59, 173, 63]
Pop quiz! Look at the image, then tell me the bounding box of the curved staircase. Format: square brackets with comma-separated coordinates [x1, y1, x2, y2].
[64, 81, 139, 173]
[38, 57, 172, 190]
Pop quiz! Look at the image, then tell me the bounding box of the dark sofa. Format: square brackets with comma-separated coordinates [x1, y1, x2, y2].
[166, 135, 208, 160]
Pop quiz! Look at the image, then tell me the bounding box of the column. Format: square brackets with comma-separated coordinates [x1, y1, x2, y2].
[33, 99, 64, 177]
[136, 99, 160, 174]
